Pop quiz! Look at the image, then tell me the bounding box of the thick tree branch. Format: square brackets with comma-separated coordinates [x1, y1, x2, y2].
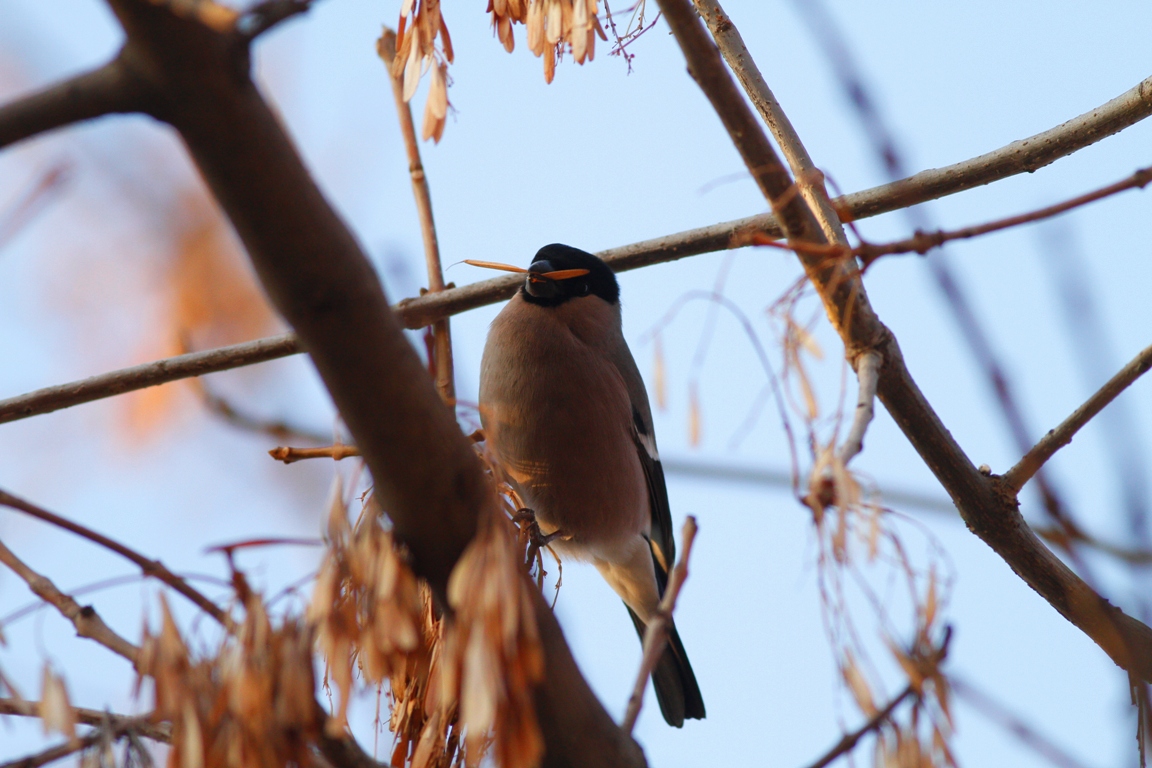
[0, 489, 227, 626]
[0, 538, 140, 665]
[0, 56, 150, 149]
[653, 0, 1152, 683]
[1005, 343, 1152, 493]
[78, 2, 645, 765]
[0, 699, 169, 743]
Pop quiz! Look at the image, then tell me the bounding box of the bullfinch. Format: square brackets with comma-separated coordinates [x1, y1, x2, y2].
[476, 244, 705, 727]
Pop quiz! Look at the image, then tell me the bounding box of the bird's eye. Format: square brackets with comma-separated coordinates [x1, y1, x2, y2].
[579, 283, 590, 295]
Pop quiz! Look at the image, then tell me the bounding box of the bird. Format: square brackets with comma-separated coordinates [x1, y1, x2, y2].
[475, 243, 705, 727]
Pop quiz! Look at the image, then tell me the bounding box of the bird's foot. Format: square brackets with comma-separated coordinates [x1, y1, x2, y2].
[512, 508, 567, 583]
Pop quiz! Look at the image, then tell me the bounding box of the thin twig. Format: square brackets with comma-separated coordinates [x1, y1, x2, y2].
[621, 516, 698, 733]
[692, 0, 848, 246]
[0, 489, 228, 627]
[268, 444, 361, 464]
[951, 677, 1095, 768]
[0, 712, 158, 768]
[378, 29, 455, 404]
[194, 379, 330, 444]
[2, 70, 1151, 426]
[1036, 526, 1152, 567]
[803, 686, 913, 768]
[0, 163, 70, 250]
[855, 166, 1152, 265]
[0, 538, 140, 664]
[1004, 344, 1152, 493]
[838, 350, 882, 464]
[0, 699, 170, 743]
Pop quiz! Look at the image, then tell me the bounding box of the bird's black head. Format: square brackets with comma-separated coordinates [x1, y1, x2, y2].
[520, 244, 619, 307]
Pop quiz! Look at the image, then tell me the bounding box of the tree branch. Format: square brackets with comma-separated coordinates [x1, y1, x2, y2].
[0, 56, 150, 149]
[3, 70, 1151, 425]
[854, 166, 1152, 265]
[378, 28, 455, 404]
[803, 686, 913, 768]
[0, 489, 228, 627]
[268, 444, 360, 463]
[0, 333, 299, 425]
[1004, 343, 1152, 493]
[0, 712, 159, 768]
[838, 350, 882, 464]
[621, 516, 698, 733]
[0, 538, 140, 665]
[691, 0, 848, 246]
[653, 0, 1152, 683]
[0, 699, 169, 743]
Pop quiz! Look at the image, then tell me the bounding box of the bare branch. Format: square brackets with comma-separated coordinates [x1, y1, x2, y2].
[3, 70, 1151, 425]
[0, 56, 150, 149]
[653, 0, 1152, 684]
[692, 0, 848, 246]
[838, 351, 882, 464]
[1004, 344, 1152, 493]
[379, 28, 455, 404]
[0, 489, 228, 627]
[621, 516, 698, 733]
[0, 539, 140, 665]
[0, 699, 169, 743]
[803, 686, 913, 768]
[268, 444, 361, 464]
[0, 333, 299, 425]
[855, 166, 1152, 265]
[0, 711, 160, 768]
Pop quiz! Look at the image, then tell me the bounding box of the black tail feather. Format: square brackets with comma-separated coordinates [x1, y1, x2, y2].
[626, 605, 706, 727]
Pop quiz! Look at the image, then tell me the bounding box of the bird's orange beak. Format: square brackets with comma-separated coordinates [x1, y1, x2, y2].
[465, 260, 589, 281]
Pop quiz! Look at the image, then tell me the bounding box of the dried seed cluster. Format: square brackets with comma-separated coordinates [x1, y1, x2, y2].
[308, 480, 544, 768]
[391, 0, 455, 143]
[137, 592, 317, 768]
[488, 0, 607, 83]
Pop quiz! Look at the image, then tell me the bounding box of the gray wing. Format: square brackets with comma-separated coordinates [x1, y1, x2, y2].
[606, 335, 676, 575]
